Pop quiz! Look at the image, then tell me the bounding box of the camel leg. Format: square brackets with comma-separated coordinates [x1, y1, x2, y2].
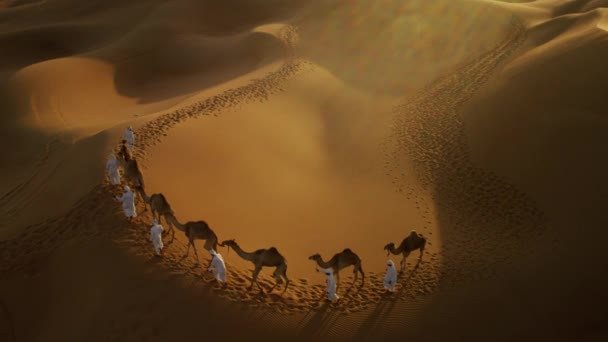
[400, 257, 406, 274]
[249, 267, 263, 293]
[191, 240, 201, 266]
[281, 275, 290, 295]
[359, 265, 365, 287]
[185, 241, 191, 257]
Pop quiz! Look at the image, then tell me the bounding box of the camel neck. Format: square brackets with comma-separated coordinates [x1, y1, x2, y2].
[315, 258, 332, 269]
[231, 244, 257, 262]
[391, 245, 404, 255]
[167, 215, 186, 232]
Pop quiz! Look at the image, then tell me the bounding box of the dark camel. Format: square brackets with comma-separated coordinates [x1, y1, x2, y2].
[308, 248, 365, 289]
[135, 186, 176, 241]
[166, 214, 219, 267]
[220, 239, 289, 295]
[117, 152, 144, 190]
[384, 230, 426, 274]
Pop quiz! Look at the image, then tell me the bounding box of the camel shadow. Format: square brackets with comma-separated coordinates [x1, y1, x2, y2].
[296, 301, 341, 340]
[352, 260, 423, 341]
[403, 259, 422, 282]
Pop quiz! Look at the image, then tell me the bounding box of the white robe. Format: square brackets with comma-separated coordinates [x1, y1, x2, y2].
[149, 224, 164, 255]
[124, 129, 135, 153]
[116, 190, 137, 218]
[322, 268, 339, 301]
[208, 253, 227, 283]
[384, 261, 398, 292]
[106, 156, 121, 185]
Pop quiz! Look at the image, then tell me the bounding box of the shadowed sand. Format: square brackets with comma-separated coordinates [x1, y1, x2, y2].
[2, 0, 608, 341]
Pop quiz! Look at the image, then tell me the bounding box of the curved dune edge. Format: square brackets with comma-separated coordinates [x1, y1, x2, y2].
[385, 15, 546, 287]
[98, 17, 528, 316]
[1, 15, 530, 320]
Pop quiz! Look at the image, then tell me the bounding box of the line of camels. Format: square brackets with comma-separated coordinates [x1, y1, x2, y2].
[115, 143, 427, 296]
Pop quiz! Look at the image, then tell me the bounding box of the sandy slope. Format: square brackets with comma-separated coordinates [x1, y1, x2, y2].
[2, 0, 608, 341]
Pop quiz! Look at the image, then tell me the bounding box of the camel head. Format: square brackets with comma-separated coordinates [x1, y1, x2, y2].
[308, 253, 321, 261]
[220, 239, 236, 247]
[384, 243, 395, 256]
[219, 239, 236, 255]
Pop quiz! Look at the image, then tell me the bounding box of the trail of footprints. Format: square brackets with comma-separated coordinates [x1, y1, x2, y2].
[384, 15, 546, 287]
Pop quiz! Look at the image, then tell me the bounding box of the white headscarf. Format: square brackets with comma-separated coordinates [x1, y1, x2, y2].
[209, 249, 217, 256]
[109, 153, 116, 160]
[387, 260, 395, 268]
[124, 185, 130, 191]
[152, 218, 158, 225]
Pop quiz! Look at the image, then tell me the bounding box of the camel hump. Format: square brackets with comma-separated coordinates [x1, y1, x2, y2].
[268, 247, 279, 253]
[158, 193, 170, 206]
[342, 248, 353, 253]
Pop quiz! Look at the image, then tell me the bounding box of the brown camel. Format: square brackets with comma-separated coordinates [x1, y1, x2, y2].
[165, 214, 219, 267]
[135, 186, 176, 241]
[219, 239, 289, 295]
[384, 230, 426, 274]
[118, 139, 132, 162]
[308, 248, 365, 289]
[117, 153, 144, 190]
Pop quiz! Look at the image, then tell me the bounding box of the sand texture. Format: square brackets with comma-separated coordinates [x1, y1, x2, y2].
[1, 0, 608, 341]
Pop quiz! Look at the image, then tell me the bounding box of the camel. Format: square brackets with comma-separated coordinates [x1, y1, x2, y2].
[308, 249, 365, 289]
[135, 186, 176, 241]
[219, 239, 289, 295]
[165, 214, 219, 267]
[116, 152, 145, 190]
[384, 230, 426, 274]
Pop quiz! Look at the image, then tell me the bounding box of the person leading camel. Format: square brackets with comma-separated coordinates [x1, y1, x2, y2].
[208, 249, 227, 288]
[317, 268, 339, 303]
[384, 260, 397, 293]
[105, 153, 121, 185]
[308, 249, 365, 289]
[149, 218, 164, 257]
[220, 239, 289, 295]
[116, 185, 136, 222]
[383, 230, 427, 274]
[124, 126, 135, 153]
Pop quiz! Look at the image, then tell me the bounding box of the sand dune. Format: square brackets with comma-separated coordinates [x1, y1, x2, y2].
[2, 0, 608, 341]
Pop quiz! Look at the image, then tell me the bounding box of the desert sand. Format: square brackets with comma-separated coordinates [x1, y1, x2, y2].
[1, 0, 607, 341]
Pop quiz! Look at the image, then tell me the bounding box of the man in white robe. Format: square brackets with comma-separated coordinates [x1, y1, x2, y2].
[149, 219, 164, 256]
[116, 185, 137, 221]
[207, 249, 227, 287]
[317, 268, 339, 302]
[105, 153, 121, 185]
[124, 126, 135, 153]
[384, 260, 398, 292]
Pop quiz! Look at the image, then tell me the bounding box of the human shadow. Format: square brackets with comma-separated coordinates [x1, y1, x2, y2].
[296, 301, 342, 340]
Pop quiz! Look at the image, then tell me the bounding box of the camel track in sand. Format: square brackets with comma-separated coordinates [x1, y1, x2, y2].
[2, 17, 533, 321]
[385, 15, 546, 287]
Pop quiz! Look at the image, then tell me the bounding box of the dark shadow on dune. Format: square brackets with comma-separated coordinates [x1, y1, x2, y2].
[296, 301, 342, 340]
[108, 31, 287, 104]
[0, 0, 306, 105]
[352, 294, 401, 342]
